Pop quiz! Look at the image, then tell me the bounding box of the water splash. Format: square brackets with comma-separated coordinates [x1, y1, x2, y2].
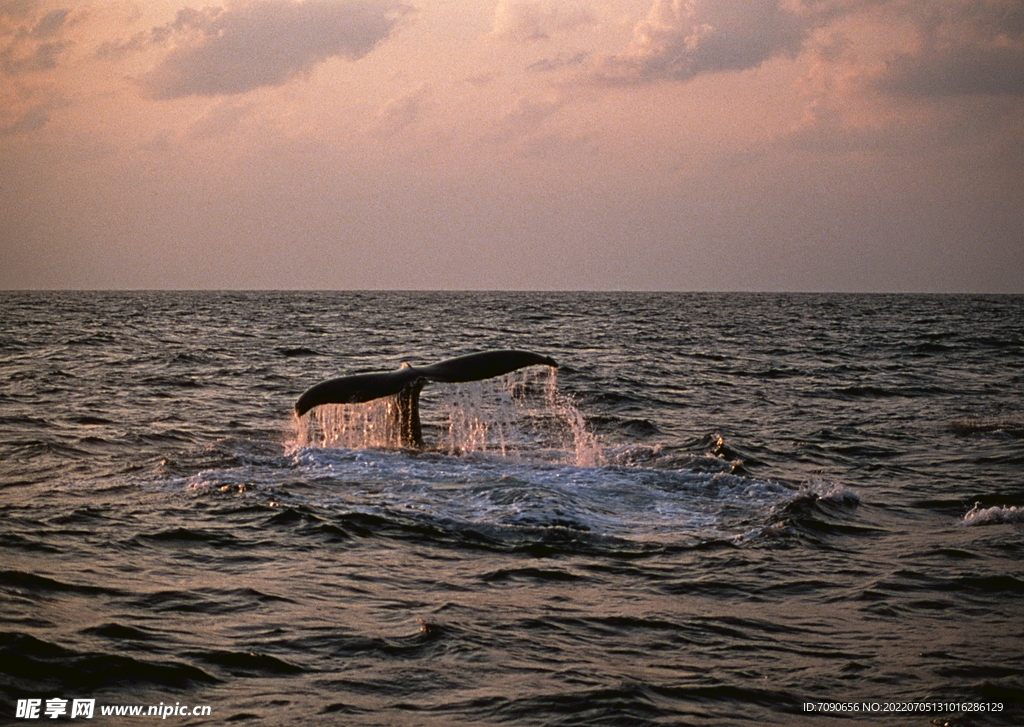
[541, 369, 602, 467]
[288, 367, 602, 466]
[289, 397, 407, 451]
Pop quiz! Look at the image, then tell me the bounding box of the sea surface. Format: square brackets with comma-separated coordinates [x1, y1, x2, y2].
[1, 291, 1022, 726]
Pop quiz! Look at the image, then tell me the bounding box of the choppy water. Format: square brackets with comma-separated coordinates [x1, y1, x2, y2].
[1, 291, 1022, 726]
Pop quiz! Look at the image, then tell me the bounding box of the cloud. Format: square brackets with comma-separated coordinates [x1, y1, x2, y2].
[588, 0, 1024, 117]
[375, 83, 431, 137]
[597, 0, 812, 83]
[873, 1, 1024, 98]
[30, 8, 70, 38]
[0, 1, 42, 27]
[526, 50, 590, 73]
[1, 38, 69, 74]
[137, 0, 412, 99]
[489, 0, 597, 42]
[878, 44, 1024, 97]
[502, 93, 567, 130]
[0, 104, 49, 136]
[470, 90, 577, 156]
[485, 91, 589, 158]
[783, 1, 1024, 155]
[0, 5, 76, 136]
[0, 91, 72, 136]
[1, 7, 72, 76]
[185, 100, 256, 140]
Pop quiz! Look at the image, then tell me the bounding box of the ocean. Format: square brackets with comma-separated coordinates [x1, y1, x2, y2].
[1, 291, 1022, 726]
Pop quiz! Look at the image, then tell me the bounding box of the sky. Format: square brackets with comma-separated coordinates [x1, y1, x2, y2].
[1, 0, 1022, 292]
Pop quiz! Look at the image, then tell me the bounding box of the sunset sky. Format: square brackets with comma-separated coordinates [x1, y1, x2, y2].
[2, 0, 1022, 291]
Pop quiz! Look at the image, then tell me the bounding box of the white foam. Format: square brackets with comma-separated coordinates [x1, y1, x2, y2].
[960, 504, 1024, 526]
[801, 479, 861, 505]
[277, 444, 798, 543]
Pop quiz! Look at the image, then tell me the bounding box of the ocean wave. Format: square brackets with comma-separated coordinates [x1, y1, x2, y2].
[187, 649, 305, 677]
[800, 479, 861, 507]
[0, 631, 218, 696]
[949, 418, 1024, 439]
[765, 480, 867, 540]
[0, 570, 122, 598]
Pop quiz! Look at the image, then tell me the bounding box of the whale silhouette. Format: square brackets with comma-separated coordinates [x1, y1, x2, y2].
[294, 349, 558, 447]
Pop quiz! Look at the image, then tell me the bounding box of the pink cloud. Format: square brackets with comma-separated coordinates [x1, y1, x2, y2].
[1, 8, 72, 76]
[137, 0, 412, 99]
[873, 2, 1024, 98]
[489, 1, 597, 43]
[597, 0, 812, 83]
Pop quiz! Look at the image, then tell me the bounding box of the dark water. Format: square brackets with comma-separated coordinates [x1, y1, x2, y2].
[1, 291, 1023, 726]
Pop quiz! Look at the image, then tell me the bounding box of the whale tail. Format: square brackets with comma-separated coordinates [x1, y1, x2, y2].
[294, 350, 558, 448]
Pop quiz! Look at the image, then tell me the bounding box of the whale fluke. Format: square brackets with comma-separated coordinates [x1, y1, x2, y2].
[294, 349, 558, 447]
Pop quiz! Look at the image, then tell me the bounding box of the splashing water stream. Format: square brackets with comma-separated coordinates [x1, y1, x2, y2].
[289, 368, 602, 466]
